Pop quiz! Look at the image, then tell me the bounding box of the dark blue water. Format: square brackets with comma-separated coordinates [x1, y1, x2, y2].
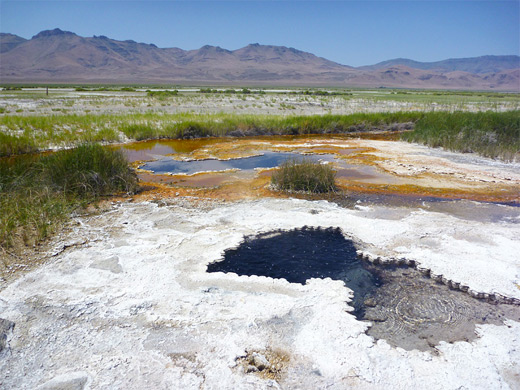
[206, 226, 380, 314]
[140, 151, 335, 175]
[206, 226, 520, 352]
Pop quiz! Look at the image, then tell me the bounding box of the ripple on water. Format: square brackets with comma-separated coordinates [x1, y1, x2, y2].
[363, 264, 520, 351]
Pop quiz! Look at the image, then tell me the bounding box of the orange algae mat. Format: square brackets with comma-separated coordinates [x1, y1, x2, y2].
[116, 135, 520, 204]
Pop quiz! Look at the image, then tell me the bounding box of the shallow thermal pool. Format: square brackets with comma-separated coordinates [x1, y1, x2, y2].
[115, 137, 519, 217]
[207, 227, 520, 352]
[117, 138, 405, 186]
[140, 151, 336, 175]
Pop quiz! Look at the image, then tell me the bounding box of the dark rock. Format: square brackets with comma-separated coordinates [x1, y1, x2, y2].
[0, 318, 15, 353]
[250, 352, 269, 371]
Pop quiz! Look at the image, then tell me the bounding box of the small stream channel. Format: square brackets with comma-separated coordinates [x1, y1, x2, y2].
[207, 227, 520, 352]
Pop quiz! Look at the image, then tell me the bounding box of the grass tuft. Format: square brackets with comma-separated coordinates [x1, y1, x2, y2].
[0, 133, 38, 156]
[36, 144, 138, 197]
[271, 159, 337, 193]
[0, 144, 137, 250]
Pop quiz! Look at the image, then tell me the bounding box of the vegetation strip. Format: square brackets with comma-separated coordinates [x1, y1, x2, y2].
[0, 144, 137, 253]
[0, 111, 417, 157]
[1, 111, 518, 160]
[402, 111, 520, 161]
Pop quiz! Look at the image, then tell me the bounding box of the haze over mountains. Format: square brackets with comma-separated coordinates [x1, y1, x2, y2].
[1, 29, 519, 90]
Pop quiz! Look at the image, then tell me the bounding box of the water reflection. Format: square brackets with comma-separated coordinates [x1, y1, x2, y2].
[113, 139, 225, 163]
[140, 151, 335, 175]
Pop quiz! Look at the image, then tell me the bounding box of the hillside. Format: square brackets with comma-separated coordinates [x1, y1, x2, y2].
[359, 55, 520, 74]
[0, 29, 518, 90]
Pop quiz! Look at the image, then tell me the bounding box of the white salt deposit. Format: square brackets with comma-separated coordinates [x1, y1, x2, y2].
[1, 197, 519, 389]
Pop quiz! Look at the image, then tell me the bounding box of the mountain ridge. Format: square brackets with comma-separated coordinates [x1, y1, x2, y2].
[359, 55, 520, 74]
[1, 29, 518, 90]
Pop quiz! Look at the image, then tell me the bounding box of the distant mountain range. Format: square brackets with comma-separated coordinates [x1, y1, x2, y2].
[359, 56, 520, 74]
[1, 29, 519, 91]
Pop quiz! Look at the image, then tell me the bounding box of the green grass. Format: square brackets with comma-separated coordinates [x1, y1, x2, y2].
[271, 159, 337, 193]
[114, 112, 421, 140]
[366, 91, 520, 105]
[146, 90, 178, 98]
[0, 132, 38, 156]
[0, 144, 137, 250]
[401, 111, 520, 161]
[0, 113, 121, 156]
[0, 112, 421, 156]
[1, 110, 518, 161]
[36, 144, 137, 197]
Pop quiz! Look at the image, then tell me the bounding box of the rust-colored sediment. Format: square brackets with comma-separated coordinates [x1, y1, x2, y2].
[123, 136, 520, 204]
[136, 175, 518, 204]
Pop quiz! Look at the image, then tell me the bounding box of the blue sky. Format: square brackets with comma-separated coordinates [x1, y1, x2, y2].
[1, 1, 518, 66]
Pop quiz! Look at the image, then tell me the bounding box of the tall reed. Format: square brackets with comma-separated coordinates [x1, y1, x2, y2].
[401, 111, 520, 161]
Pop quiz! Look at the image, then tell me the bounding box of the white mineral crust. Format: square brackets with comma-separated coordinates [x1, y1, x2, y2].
[0, 198, 519, 389]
